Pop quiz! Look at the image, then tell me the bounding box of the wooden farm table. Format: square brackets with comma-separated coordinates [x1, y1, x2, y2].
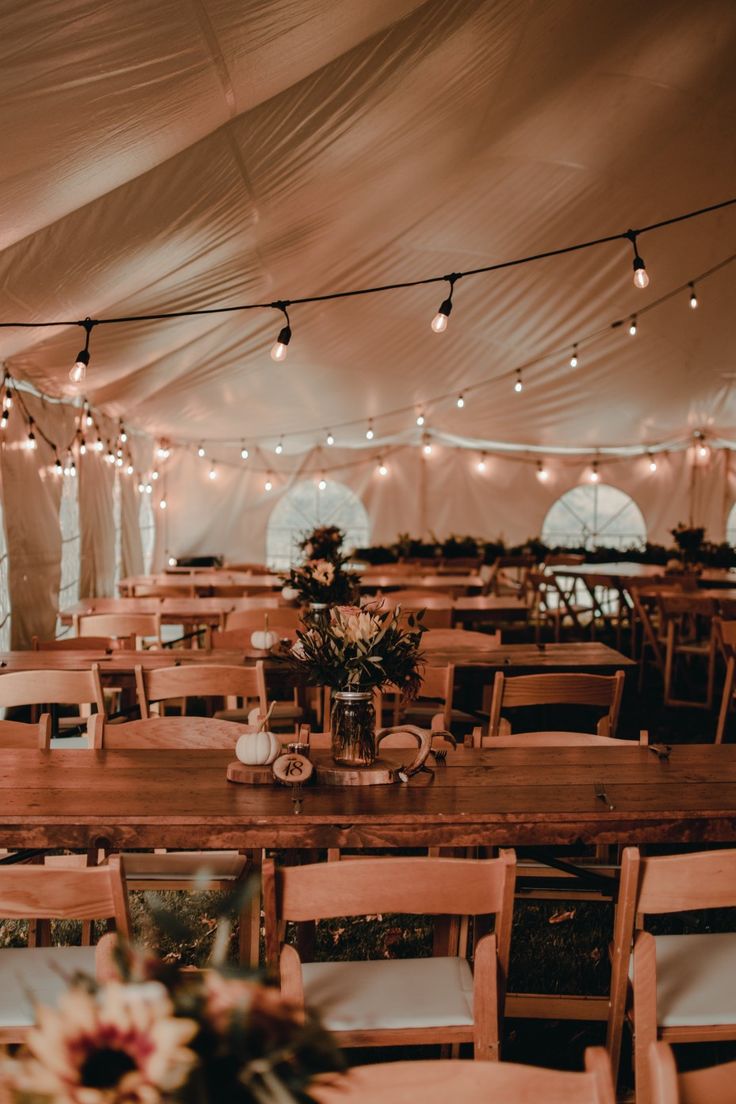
[118, 573, 283, 595]
[1, 744, 735, 852]
[0, 649, 251, 675]
[59, 597, 283, 628]
[419, 641, 633, 671]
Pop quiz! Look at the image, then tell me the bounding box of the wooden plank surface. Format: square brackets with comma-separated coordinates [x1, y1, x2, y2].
[1, 745, 734, 850]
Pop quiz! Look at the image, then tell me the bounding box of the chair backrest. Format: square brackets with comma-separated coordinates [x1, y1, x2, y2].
[0, 856, 131, 938]
[33, 635, 128, 651]
[94, 715, 248, 750]
[210, 627, 297, 650]
[486, 670, 625, 739]
[0, 666, 105, 714]
[74, 612, 162, 646]
[263, 852, 516, 970]
[224, 607, 301, 632]
[313, 1051, 615, 1104]
[0, 714, 51, 749]
[649, 1041, 736, 1104]
[229, 595, 281, 610]
[135, 662, 267, 719]
[132, 584, 195, 598]
[658, 594, 718, 620]
[417, 664, 455, 728]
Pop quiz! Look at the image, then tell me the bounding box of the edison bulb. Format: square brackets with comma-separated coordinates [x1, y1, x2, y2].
[326, 432, 335, 446]
[590, 469, 600, 483]
[570, 353, 578, 368]
[456, 394, 465, 408]
[537, 465, 549, 482]
[208, 466, 216, 480]
[476, 459, 487, 473]
[423, 443, 432, 456]
[649, 458, 657, 473]
[69, 360, 86, 384]
[318, 478, 327, 491]
[628, 319, 637, 337]
[197, 445, 205, 458]
[690, 290, 698, 309]
[160, 498, 168, 510]
[378, 463, 388, 476]
[275, 441, 284, 455]
[264, 478, 273, 491]
[514, 378, 523, 393]
[366, 426, 374, 440]
[416, 413, 425, 426]
[270, 340, 288, 362]
[126, 464, 134, 475]
[431, 312, 448, 333]
[241, 447, 249, 460]
[633, 267, 649, 289]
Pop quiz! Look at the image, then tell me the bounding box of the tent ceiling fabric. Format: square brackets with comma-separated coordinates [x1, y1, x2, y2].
[2, 0, 736, 453]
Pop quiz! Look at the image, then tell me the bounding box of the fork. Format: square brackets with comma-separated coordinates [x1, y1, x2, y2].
[595, 781, 614, 811]
[431, 748, 448, 764]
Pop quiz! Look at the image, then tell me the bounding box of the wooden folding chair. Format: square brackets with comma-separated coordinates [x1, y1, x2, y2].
[0, 715, 52, 749]
[94, 715, 259, 964]
[74, 612, 162, 648]
[649, 1040, 736, 1104]
[32, 634, 132, 651]
[135, 662, 267, 719]
[222, 607, 301, 633]
[0, 858, 131, 1042]
[607, 846, 736, 1104]
[659, 594, 718, 708]
[0, 666, 105, 742]
[264, 852, 516, 1060]
[314, 1049, 615, 1104]
[479, 670, 625, 743]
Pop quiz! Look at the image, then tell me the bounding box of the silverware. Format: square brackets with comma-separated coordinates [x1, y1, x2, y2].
[647, 743, 672, 762]
[431, 748, 448, 764]
[595, 781, 614, 811]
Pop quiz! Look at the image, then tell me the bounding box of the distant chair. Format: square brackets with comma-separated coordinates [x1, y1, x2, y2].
[485, 555, 536, 597]
[479, 670, 625, 743]
[0, 666, 105, 723]
[131, 583, 195, 597]
[659, 593, 718, 708]
[224, 607, 301, 633]
[715, 620, 736, 742]
[0, 714, 52, 749]
[0, 858, 131, 1042]
[135, 662, 267, 719]
[74, 612, 162, 649]
[33, 634, 130, 651]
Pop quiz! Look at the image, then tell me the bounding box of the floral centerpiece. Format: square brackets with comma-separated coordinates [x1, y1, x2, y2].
[281, 559, 358, 609]
[290, 604, 425, 766]
[298, 526, 344, 563]
[3, 937, 343, 1104]
[670, 523, 706, 569]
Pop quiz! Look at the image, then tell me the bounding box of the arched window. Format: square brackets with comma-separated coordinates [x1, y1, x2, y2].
[542, 483, 647, 550]
[139, 490, 155, 573]
[266, 479, 370, 570]
[727, 502, 736, 547]
[58, 470, 80, 630]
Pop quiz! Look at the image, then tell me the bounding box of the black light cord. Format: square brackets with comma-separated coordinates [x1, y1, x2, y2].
[0, 196, 734, 329]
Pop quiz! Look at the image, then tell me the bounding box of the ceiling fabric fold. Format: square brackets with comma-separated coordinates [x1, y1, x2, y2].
[1, 0, 735, 452]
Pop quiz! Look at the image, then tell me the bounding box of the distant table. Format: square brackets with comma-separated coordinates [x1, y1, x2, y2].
[60, 597, 265, 628]
[420, 641, 633, 671]
[552, 562, 736, 589]
[118, 573, 283, 595]
[360, 573, 484, 593]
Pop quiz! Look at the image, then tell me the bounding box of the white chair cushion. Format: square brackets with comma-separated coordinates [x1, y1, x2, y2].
[632, 932, 736, 1027]
[122, 851, 247, 881]
[301, 956, 474, 1032]
[0, 946, 95, 1027]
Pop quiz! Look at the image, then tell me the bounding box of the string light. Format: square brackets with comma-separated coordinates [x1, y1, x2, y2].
[416, 411, 425, 426]
[79, 437, 86, 455]
[589, 461, 600, 483]
[85, 406, 93, 428]
[694, 431, 710, 461]
[115, 456, 123, 468]
[648, 453, 658, 472]
[317, 474, 327, 491]
[105, 447, 115, 464]
[514, 369, 523, 393]
[240, 444, 249, 460]
[689, 282, 698, 309]
[275, 438, 284, 455]
[119, 423, 127, 443]
[125, 463, 134, 475]
[365, 420, 374, 441]
[0, 407, 8, 429]
[197, 444, 206, 458]
[159, 497, 168, 510]
[536, 460, 549, 482]
[325, 431, 335, 446]
[208, 464, 217, 480]
[145, 483, 153, 494]
[69, 318, 94, 384]
[264, 474, 273, 491]
[377, 458, 388, 476]
[270, 302, 291, 362]
[26, 419, 36, 450]
[430, 274, 457, 333]
[151, 469, 159, 480]
[456, 393, 465, 408]
[628, 315, 637, 336]
[137, 481, 145, 493]
[4, 385, 12, 410]
[569, 344, 578, 368]
[476, 452, 487, 473]
[422, 434, 433, 456]
[626, 230, 650, 289]
[53, 454, 62, 475]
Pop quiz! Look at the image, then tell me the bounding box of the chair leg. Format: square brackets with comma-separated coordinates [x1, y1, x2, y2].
[716, 656, 735, 743]
[663, 623, 675, 706]
[238, 850, 262, 968]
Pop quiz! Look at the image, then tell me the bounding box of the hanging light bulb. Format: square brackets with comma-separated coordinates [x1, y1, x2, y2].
[589, 461, 600, 483]
[240, 445, 249, 460]
[105, 448, 115, 465]
[208, 464, 217, 480]
[695, 432, 710, 461]
[377, 458, 388, 476]
[119, 424, 127, 443]
[430, 274, 457, 333]
[416, 411, 425, 426]
[126, 463, 134, 475]
[115, 456, 123, 468]
[570, 344, 578, 368]
[536, 460, 549, 482]
[648, 453, 658, 473]
[366, 421, 374, 441]
[70, 458, 77, 478]
[264, 475, 273, 492]
[514, 369, 523, 393]
[69, 318, 94, 384]
[1, 407, 9, 429]
[94, 437, 104, 452]
[168, 556, 177, 567]
[197, 444, 206, 458]
[627, 230, 649, 289]
[689, 282, 698, 309]
[270, 302, 292, 361]
[116, 448, 123, 459]
[151, 469, 159, 481]
[79, 437, 86, 455]
[274, 438, 284, 456]
[53, 454, 62, 475]
[325, 431, 335, 446]
[456, 393, 465, 408]
[4, 385, 12, 410]
[476, 453, 487, 473]
[422, 433, 433, 456]
[160, 497, 168, 510]
[85, 409, 93, 428]
[318, 475, 327, 491]
[138, 481, 145, 493]
[628, 315, 638, 337]
[145, 483, 153, 494]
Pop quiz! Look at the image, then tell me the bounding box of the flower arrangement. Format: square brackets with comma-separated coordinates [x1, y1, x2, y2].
[297, 526, 344, 563]
[289, 604, 425, 695]
[670, 523, 706, 563]
[281, 558, 357, 606]
[4, 939, 343, 1104]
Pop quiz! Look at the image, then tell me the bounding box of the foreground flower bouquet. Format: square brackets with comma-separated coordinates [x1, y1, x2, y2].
[3, 939, 343, 1104]
[290, 604, 425, 766]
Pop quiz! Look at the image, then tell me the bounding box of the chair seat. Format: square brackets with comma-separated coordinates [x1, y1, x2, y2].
[302, 956, 474, 1032]
[121, 850, 247, 881]
[0, 946, 95, 1027]
[632, 932, 736, 1027]
[487, 731, 627, 747]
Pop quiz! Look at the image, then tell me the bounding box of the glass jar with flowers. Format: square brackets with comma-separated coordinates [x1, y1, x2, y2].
[289, 604, 426, 767]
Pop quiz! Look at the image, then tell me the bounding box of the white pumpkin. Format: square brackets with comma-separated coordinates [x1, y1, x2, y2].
[236, 730, 281, 766]
[281, 585, 300, 602]
[250, 629, 280, 650]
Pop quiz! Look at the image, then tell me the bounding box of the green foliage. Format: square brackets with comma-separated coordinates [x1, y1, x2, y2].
[297, 526, 345, 563]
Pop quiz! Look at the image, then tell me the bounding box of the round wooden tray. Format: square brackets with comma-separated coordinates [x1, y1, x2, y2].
[314, 757, 403, 786]
[226, 761, 274, 785]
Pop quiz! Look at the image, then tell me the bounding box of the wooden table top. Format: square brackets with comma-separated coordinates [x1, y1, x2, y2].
[361, 573, 484, 590]
[0, 642, 632, 675]
[59, 597, 282, 624]
[1, 744, 734, 850]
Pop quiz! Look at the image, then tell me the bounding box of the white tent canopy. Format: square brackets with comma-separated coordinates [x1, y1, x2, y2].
[1, 0, 736, 592]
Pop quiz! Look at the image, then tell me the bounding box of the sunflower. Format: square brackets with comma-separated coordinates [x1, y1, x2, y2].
[14, 982, 197, 1104]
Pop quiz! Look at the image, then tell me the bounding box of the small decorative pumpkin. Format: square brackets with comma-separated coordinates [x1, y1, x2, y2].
[281, 585, 300, 602]
[250, 629, 280, 650]
[236, 730, 281, 766]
